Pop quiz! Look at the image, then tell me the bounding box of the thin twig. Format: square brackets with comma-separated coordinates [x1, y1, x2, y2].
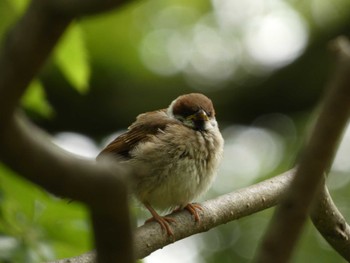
[311, 184, 350, 260]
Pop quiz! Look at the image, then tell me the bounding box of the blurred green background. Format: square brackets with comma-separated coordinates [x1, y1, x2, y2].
[1, 0, 350, 262]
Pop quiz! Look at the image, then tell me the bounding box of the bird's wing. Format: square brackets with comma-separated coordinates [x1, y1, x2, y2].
[97, 109, 177, 160]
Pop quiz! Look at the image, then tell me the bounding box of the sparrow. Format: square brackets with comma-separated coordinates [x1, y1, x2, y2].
[97, 93, 224, 235]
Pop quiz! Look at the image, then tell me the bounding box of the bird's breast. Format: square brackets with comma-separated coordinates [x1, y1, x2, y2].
[131, 124, 224, 211]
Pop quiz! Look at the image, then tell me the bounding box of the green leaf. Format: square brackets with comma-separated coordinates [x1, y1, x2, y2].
[21, 80, 53, 118]
[54, 23, 90, 94]
[7, 0, 29, 14]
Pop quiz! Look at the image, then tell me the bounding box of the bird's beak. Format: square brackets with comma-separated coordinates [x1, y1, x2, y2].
[187, 109, 209, 122]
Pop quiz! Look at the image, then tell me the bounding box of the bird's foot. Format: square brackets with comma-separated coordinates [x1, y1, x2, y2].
[144, 202, 176, 236]
[145, 215, 176, 236]
[184, 203, 203, 222]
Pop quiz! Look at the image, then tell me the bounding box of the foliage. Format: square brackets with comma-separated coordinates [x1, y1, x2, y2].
[21, 81, 54, 118]
[54, 23, 90, 94]
[0, 165, 91, 262]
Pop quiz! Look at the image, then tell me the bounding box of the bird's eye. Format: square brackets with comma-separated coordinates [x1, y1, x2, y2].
[181, 109, 198, 118]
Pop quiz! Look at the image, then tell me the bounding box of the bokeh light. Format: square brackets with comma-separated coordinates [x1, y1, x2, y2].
[138, 0, 309, 89]
[53, 132, 99, 159]
[244, 9, 308, 71]
[214, 125, 285, 193]
[144, 236, 201, 263]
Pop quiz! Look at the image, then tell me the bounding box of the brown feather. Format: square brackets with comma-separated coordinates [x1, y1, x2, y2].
[97, 109, 179, 160]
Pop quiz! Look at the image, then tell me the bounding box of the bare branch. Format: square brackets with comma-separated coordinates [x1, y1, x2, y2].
[0, 114, 131, 206]
[46, 165, 350, 263]
[311, 184, 350, 261]
[0, 114, 135, 263]
[134, 169, 295, 259]
[50, 252, 96, 263]
[254, 36, 350, 262]
[48, 169, 295, 263]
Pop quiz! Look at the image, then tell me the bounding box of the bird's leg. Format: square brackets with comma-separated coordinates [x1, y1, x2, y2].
[144, 202, 176, 236]
[184, 203, 203, 222]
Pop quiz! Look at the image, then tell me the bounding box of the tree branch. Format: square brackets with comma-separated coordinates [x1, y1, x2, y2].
[0, 0, 134, 262]
[254, 36, 350, 262]
[134, 169, 295, 259]
[48, 169, 295, 263]
[0, 0, 71, 124]
[311, 184, 350, 260]
[50, 252, 96, 263]
[48, 164, 350, 263]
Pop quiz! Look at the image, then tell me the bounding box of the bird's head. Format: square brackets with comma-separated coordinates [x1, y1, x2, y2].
[167, 93, 218, 131]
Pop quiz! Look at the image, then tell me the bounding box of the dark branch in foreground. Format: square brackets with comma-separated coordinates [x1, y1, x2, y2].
[0, 0, 134, 262]
[254, 36, 350, 263]
[0, 0, 71, 124]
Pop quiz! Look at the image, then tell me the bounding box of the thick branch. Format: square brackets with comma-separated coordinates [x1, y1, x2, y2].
[0, 0, 134, 262]
[254, 36, 350, 262]
[1, 112, 133, 207]
[0, 114, 135, 262]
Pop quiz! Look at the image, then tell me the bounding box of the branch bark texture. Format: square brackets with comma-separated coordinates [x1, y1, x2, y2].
[51, 166, 350, 263]
[311, 184, 350, 260]
[134, 169, 295, 259]
[49, 169, 295, 263]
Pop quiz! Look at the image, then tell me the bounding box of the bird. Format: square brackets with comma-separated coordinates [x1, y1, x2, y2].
[97, 93, 224, 235]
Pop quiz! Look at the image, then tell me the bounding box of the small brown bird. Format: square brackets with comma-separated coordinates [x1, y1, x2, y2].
[97, 93, 224, 235]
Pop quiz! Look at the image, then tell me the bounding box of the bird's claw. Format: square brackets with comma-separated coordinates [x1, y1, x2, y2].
[145, 216, 176, 236]
[184, 203, 203, 222]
